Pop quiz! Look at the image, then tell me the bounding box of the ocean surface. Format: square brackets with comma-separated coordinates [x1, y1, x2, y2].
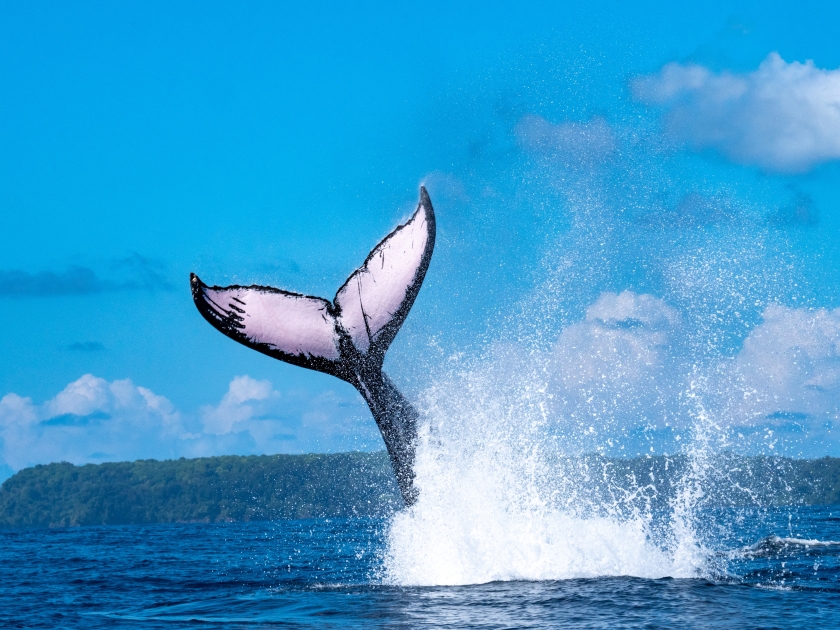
[2, 506, 839, 629]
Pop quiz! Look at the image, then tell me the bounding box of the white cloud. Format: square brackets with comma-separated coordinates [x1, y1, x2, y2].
[0, 373, 377, 479]
[584, 290, 680, 332]
[547, 291, 683, 431]
[549, 295, 840, 433]
[201, 375, 278, 435]
[0, 374, 185, 473]
[729, 304, 840, 422]
[0, 393, 39, 427]
[547, 296, 840, 453]
[482, 293, 838, 455]
[195, 375, 377, 455]
[632, 53, 840, 173]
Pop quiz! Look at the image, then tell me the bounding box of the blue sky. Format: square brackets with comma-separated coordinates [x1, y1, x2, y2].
[2, 1, 840, 477]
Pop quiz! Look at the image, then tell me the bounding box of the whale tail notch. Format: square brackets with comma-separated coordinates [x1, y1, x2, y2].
[190, 187, 436, 505]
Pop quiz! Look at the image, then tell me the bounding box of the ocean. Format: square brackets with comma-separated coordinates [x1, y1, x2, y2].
[2, 506, 839, 629]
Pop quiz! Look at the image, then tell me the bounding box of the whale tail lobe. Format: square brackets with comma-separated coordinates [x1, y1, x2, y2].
[190, 187, 436, 505]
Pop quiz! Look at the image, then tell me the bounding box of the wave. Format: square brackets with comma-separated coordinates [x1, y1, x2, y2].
[733, 535, 840, 559]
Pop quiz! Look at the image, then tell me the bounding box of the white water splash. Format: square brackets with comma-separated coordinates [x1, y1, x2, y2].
[382, 364, 707, 586]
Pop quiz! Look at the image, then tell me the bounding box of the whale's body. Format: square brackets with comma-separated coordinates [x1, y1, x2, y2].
[191, 188, 436, 505]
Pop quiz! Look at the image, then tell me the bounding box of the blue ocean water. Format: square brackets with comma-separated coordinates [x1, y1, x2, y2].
[2, 507, 839, 629]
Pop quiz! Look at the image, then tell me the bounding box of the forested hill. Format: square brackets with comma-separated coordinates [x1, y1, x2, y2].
[1, 453, 839, 530]
[0, 452, 401, 529]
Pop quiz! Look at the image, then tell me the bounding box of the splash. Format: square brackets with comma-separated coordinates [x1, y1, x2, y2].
[382, 362, 707, 586]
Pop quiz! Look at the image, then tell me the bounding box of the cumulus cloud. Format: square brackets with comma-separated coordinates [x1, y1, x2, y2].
[194, 375, 377, 455]
[201, 375, 278, 435]
[549, 295, 839, 428]
[480, 292, 838, 455]
[730, 305, 840, 423]
[547, 291, 683, 432]
[546, 295, 840, 454]
[0, 375, 184, 473]
[632, 53, 840, 173]
[0, 373, 376, 480]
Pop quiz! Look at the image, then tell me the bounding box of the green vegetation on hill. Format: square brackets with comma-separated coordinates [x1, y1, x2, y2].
[1, 453, 839, 529]
[0, 452, 400, 529]
[570, 454, 840, 509]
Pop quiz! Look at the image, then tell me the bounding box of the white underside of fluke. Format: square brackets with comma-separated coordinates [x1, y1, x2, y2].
[192, 189, 435, 370]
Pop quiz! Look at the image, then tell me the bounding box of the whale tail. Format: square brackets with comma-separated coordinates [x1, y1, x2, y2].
[190, 187, 436, 505]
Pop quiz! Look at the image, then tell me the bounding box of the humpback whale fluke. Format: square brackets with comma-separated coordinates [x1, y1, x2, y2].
[190, 187, 436, 506]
